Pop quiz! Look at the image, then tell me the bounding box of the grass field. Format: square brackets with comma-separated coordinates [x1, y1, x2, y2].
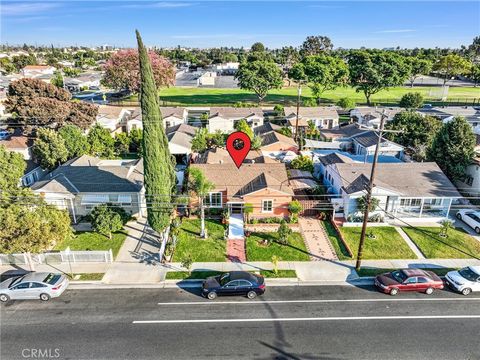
[54, 231, 127, 258]
[129, 85, 480, 107]
[246, 232, 310, 261]
[172, 219, 227, 262]
[340, 226, 417, 260]
[402, 227, 480, 259]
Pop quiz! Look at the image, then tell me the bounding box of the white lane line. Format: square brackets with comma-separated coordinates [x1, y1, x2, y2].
[158, 298, 480, 305]
[133, 315, 480, 324]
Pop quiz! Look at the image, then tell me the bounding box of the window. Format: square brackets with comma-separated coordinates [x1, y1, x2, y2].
[417, 277, 430, 284]
[206, 192, 222, 208]
[404, 277, 417, 284]
[224, 280, 239, 288]
[237, 280, 253, 287]
[262, 200, 273, 213]
[466, 176, 474, 186]
[13, 283, 30, 290]
[424, 199, 442, 206]
[165, 121, 171, 128]
[30, 282, 47, 288]
[400, 198, 422, 207]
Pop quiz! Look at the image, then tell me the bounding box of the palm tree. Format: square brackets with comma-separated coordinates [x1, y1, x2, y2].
[189, 167, 215, 238]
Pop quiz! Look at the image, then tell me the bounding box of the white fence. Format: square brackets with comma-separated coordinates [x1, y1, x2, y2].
[0, 250, 113, 266]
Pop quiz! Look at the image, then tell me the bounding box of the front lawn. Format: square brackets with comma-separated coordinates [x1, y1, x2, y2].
[340, 226, 416, 259]
[246, 232, 310, 261]
[172, 219, 227, 262]
[402, 227, 480, 259]
[54, 231, 127, 258]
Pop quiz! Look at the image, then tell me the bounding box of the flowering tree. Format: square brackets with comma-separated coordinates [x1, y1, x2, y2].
[102, 49, 175, 93]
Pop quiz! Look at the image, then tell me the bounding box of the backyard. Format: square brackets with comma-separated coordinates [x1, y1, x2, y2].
[340, 226, 417, 259]
[402, 227, 480, 259]
[172, 219, 227, 262]
[246, 232, 310, 261]
[54, 231, 127, 258]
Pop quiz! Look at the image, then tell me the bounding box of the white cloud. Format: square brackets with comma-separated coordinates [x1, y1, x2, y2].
[375, 29, 416, 34]
[1, 2, 60, 16]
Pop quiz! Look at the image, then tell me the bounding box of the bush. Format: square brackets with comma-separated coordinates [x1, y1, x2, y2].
[291, 155, 314, 173]
[90, 204, 124, 239]
[277, 220, 292, 245]
[336, 97, 355, 110]
[303, 98, 317, 107]
[288, 200, 302, 223]
[399, 92, 424, 109]
[273, 104, 284, 116]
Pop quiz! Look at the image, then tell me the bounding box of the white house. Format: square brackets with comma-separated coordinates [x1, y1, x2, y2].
[418, 106, 480, 134]
[95, 105, 132, 135]
[324, 162, 461, 223]
[207, 107, 264, 133]
[64, 72, 101, 92]
[284, 107, 339, 130]
[351, 131, 404, 160]
[160, 107, 188, 128]
[21, 65, 56, 78]
[456, 157, 480, 196]
[166, 123, 197, 165]
[350, 107, 401, 129]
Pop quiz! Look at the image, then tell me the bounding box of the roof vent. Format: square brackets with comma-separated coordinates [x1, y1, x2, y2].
[251, 160, 255, 164]
[219, 160, 223, 164]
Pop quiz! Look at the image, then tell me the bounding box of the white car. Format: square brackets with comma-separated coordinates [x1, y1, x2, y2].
[445, 266, 480, 296]
[456, 209, 480, 234]
[0, 272, 69, 302]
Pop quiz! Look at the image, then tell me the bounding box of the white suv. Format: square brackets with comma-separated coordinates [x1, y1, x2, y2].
[445, 266, 480, 295]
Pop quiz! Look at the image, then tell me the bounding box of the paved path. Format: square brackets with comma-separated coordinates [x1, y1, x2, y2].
[228, 214, 244, 239]
[395, 227, 425, 259]
[298, 217, 338, 261]
[226, 239, 246, 262]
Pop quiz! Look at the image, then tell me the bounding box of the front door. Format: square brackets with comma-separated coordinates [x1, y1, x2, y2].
[229, 203, 243, 214]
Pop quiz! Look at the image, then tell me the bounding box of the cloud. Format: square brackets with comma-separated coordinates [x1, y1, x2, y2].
[375, 29, 416, 34]
[1, 2, 60, 16]
[121, 2, 195, 9]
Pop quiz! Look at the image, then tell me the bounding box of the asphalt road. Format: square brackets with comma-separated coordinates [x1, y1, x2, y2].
[1, 285, 479, 360]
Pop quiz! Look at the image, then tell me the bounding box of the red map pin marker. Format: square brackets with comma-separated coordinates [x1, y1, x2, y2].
[226, 131, 251, 169]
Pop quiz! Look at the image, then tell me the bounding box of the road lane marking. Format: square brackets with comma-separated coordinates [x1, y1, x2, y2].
[158, 298, 480, 305]
[133, 315, 480, 324]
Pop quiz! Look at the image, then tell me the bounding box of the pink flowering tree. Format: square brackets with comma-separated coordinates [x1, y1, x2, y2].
[102, 49, 175, 93]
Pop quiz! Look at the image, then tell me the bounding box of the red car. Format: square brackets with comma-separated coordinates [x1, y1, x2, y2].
[375, 269, 444, 296]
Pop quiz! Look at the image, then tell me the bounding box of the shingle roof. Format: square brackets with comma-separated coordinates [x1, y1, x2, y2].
[160, 107, 186, 119]
[190, 163, 293, 197]
[335, 162, 461, 197]
[166, 123, 197, 137]
[196, 147, 276, 164]
[284, 107, 339, 119]
[318, 153, 354, 166]
[352, 107, 401, 118]
[254, 122, 281, 135]
[351, 131, 384, 148]
[167, 131, 193, 150]
[31, 155, 144, 194]
[97, 105, 127, 120]
[320, 124, 365, 140]
[209, 107, 264, 119]
[260, 131, 298, 148]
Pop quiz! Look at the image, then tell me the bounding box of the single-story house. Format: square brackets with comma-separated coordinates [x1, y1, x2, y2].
[324, 162, 461, 223]
[259, 130, 299, 153]
[207, 107, 264, 133]
[31, 155, 145, 222]
[96, 105, 132, 135]
[189, 163, 294, 218]
[166, 123, 197, 165]
[350, 107, 401, 129]
[284, 107, 339, 130]
[254, 122, 282, 136]
[417, 106, 480, 135]
[160, 107, 188, 128]
[64, 72, 102, 92]
[195, 147, 276, 165]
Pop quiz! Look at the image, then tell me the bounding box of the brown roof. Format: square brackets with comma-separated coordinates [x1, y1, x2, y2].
[0, 135, 32, 150]
[190, 163, 293, 197]
[260, 131, 298, 148]
[284, 107, 339, 119]
[23, 65, 54, 70]
[286, 118, 309, 127]
[160, 107, 186, 119]
[97, 105, 127, 119]
[166, 123, 197, 137]
[209, 107, 263, 119]
[196, 147, 276, 164]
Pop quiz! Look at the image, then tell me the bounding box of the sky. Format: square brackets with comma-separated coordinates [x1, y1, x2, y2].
[1, 1, 479, 49]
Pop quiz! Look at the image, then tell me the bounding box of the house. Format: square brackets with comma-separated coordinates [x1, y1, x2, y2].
[64, 72, 101, 92]
[207, 107, 264, 133]
[31, 156, 145, 222]
[456, 156, 480, 196]
[284, 107, 339, 130]
[21, 65, 56, 77]
[253, 122, 282, 136]
[417, 106, 480, 134]
[324, 162, 461, 223]
[288, 169, 318, 195]
[350, 107, 401, 129]
[259, 130, 298, 153]
[166, 123, 197, 165]
[190, 162, 293, 218]
[124, 108, 143, 133]
[160, 107, 188, 128]
[95, 105, 132, 135]
[195, 147, 277, 165]
[0, 133, 48, 187]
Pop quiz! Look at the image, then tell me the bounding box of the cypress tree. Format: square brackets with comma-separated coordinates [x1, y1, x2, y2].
[136, 30, 175, 232]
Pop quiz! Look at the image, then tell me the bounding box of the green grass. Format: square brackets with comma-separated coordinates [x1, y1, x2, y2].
[165, 269, 297, 280]
[340, 226, 416, 259]
[321, 221, 352, 260]
[54, 231, 127, 258]
[172, 219, 227, 262]
[127, 86, 480, 107]
[402, 227, 480, 259]
[246, 232, 310, 261]
[72, 273, 105, 281]
[357, 267, 457, 277]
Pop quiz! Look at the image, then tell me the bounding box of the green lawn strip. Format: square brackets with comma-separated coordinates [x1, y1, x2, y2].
[172, 219, 227, 262]
[165, 269, 297, 280]
[54, 231, 127, 258]
[402, 227, 480, 259]
[339, 226, 417, 259]
[321, 221, 352, 260]
[357, 267, 457, 277]
[71, 273, 105, 281]
[246, 232, 310, 261]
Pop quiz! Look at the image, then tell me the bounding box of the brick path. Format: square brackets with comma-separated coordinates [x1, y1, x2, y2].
[226, 239, 246, 262]
[298, 217, 338, 261]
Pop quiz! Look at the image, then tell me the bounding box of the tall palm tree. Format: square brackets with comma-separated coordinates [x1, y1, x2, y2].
[189, 168, 215, 238]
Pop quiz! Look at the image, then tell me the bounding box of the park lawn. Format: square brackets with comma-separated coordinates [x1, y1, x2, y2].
[402, 227, 480, 259]
[54, 231, 127, 258]
[321, 221, 352, 260]
[339, 226, 417, 260]
[130, 86, 480, 107]
[172, 219, 227, 262]
[246, 232, 310, 261]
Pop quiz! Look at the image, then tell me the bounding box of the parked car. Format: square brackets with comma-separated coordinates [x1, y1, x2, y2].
[0, 272, 69, 302]
[375, 269, 444, 296]
[445, 266, 480, 296]
[456, 210, 480, 233]
[0, 130, 11, 140]
[202, 271, 265, 300]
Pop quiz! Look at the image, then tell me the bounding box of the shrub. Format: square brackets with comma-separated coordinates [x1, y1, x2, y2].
[90, 204, 124, 239]
[277, 220, 292, 245]
[181, 253, 194, 274]
[291, 155, 314, 173]
[288, 200, 302, 223]
[336, 97, 355, 110]
[399, 92, 424, 109]
[273, 104, 284, 116]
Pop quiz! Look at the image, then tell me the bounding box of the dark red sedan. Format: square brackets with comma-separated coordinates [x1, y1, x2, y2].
[375, 269, 444, 296]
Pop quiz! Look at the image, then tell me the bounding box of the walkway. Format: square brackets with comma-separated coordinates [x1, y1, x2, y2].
[395, 227, 426, 259]
[298, 217, 338, 261]
[226, 214, 246, 262]
[228, 214, 244, 239]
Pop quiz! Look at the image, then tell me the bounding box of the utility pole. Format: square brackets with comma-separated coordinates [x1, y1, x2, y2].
[355, 111, 401, 271]
[294, 83, 301, 142]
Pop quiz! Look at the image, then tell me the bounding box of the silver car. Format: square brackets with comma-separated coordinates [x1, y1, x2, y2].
[0, 272, 69, 302]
